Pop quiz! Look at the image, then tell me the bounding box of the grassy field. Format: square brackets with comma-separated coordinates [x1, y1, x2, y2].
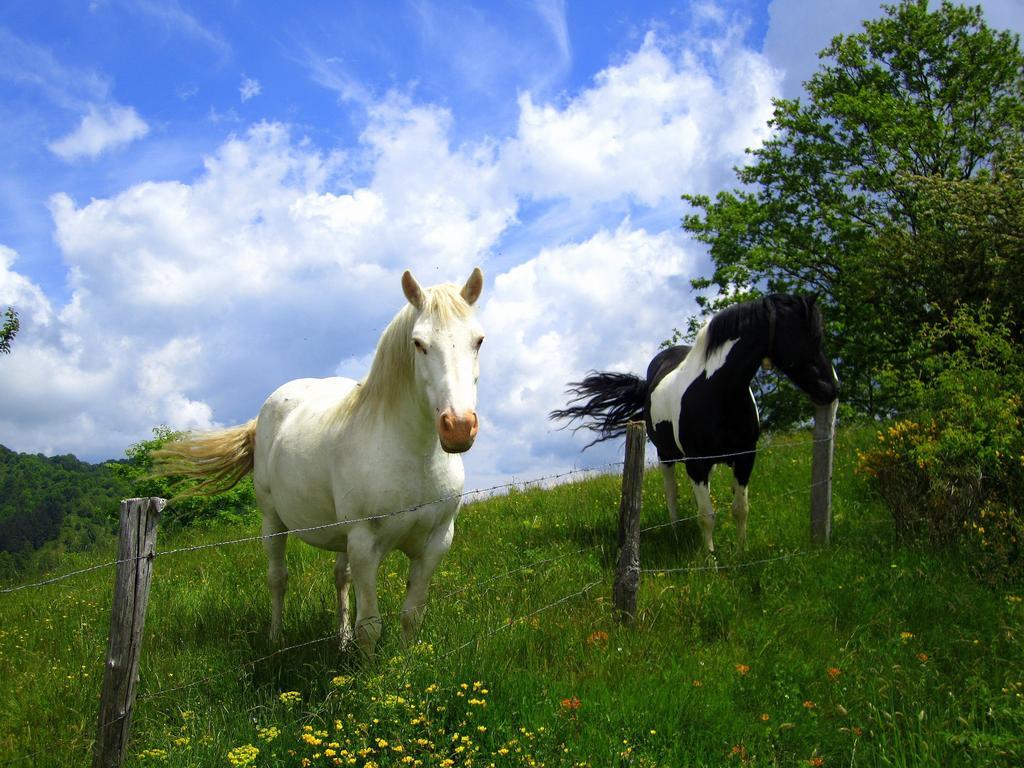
[1, 426, 1022, 767]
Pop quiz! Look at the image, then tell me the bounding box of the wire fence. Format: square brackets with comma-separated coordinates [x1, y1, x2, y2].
[0, 431, 834, 765]
[640, 549, 812, 575]
[1, 431, 831, 597]
[116, 460, 828, 705]
[0, 461, 625, 596]
[133, 540, 612, 702]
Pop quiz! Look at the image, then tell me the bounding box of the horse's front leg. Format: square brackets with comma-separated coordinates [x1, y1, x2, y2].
[347, 529, 384, 660]
[334, 552, 353, 647]
[731, 452, 756, 549]
[401, 522, 454, 645]
[660, 462, 680, 524]
[731, 476, 750, 549]
[687, 461, 716, 554]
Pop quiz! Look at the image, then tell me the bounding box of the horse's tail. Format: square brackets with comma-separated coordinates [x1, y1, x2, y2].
[151, 419, 257, 499]
[549, 372, 647, 448]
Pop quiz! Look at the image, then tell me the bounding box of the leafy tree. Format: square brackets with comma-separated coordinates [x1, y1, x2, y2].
[110, 426, 258, 526]
[0, 444, 126, 562]
[1, 307, 18, 354]
[680, 0, 1024, 423]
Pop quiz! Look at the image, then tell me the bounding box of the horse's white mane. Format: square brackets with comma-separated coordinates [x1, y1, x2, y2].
[337, 282, 474, 423]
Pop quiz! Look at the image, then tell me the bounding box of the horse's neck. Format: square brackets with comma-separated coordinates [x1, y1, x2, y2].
[708, 330, 767, 391]
[351, 374, 439, 452]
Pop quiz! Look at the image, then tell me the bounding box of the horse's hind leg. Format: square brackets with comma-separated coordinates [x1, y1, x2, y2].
[660, 462, 680, 524]
[334, 552, 353, 647]
[260, 506, 288, 644]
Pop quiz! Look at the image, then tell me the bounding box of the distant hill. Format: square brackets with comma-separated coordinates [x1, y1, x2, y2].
[0, 445, 129, 575]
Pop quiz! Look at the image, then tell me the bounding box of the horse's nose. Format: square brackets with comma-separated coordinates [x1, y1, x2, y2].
[438, 409, 478, 453]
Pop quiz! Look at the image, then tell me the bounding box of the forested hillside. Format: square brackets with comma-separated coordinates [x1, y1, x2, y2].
[0, 445, 128, 575]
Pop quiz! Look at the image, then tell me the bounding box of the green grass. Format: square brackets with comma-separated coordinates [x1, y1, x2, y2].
[1, 426, 1022, 767]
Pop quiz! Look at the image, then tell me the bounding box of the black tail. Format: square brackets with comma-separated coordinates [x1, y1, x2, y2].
[549, 371, 648, 448]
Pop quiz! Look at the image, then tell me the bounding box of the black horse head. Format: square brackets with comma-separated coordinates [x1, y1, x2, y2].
[766, 295, 838, 406]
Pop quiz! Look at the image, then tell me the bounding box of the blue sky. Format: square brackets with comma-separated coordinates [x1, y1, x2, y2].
[1, 0, 1022, 486]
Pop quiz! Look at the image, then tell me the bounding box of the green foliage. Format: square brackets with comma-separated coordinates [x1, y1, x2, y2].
[0, 306, 18, 354]
[111, 426, 258, 527]
[680, 0, 1024, 424]
[858, 305, 1024, 581]
[0, 444, 126, 577]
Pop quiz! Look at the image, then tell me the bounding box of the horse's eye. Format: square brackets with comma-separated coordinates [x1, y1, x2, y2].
[474, 336, 485, 351]
[413, 338, 428, 354]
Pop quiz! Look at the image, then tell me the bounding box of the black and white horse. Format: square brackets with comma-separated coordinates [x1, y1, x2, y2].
[551, 294, 838, 553]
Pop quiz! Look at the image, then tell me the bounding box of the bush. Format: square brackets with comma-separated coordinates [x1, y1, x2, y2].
[109, 426, 258, 527]
[857, 305, 1023, 582]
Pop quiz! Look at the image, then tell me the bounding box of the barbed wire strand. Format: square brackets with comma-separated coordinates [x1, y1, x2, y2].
[652, 434, 836, 468]
[0, 557, 137, 595]
[0, 463, 622, 596]
[640, 549, 810, 575]
[3, 431, 836, 596]
[2, 431, 837, 596]
[429, 545, 600, 602]
[439, 578, 605, 660]
[0, 748, 52, 767]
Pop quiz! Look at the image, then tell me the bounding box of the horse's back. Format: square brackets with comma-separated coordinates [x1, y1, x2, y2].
[646, 345, 691, 392]
[256, 376, 357, 450]
[253, 377, 360, 535]
[262, 376, 358, 416]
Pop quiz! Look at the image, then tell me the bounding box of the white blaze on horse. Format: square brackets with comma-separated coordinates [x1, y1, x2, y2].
[551, 294, 838, 553]
[154, 268, 485, 658]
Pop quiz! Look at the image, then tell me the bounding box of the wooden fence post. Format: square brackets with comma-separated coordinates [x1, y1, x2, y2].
[810, 400, 838, 546]
[94, 497, 165, 768]
[614, 422, 646, 622]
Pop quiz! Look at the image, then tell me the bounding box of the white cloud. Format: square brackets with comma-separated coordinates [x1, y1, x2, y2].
[123, 0, 231, 59]
[3, 110, 516, 458]
[240, 76, 261, 102]
[408, 0, 571, 98]
[0, 26, 109, 111]
[0, 244, 213, 458]
[467, 222, 696, 484]
[534, 0, 571, 69]
[506, 30, 780, 206]
[4, 25, 779, 477]
[49, 103, 149, 161]
[0, 245, 52, 332]
[300, 49, 373, 105]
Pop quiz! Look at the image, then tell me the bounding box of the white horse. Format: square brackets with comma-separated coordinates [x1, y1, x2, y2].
[154, 268, 485, 658]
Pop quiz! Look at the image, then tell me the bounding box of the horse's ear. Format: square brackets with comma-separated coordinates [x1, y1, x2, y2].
[461, 267, 484, 306]
[402, 270, 425, 310]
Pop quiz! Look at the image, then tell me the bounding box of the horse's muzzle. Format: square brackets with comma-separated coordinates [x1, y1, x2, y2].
[438, 409, 479, 453]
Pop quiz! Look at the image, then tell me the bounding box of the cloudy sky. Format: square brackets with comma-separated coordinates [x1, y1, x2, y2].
[1, 0, 1022, 488]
